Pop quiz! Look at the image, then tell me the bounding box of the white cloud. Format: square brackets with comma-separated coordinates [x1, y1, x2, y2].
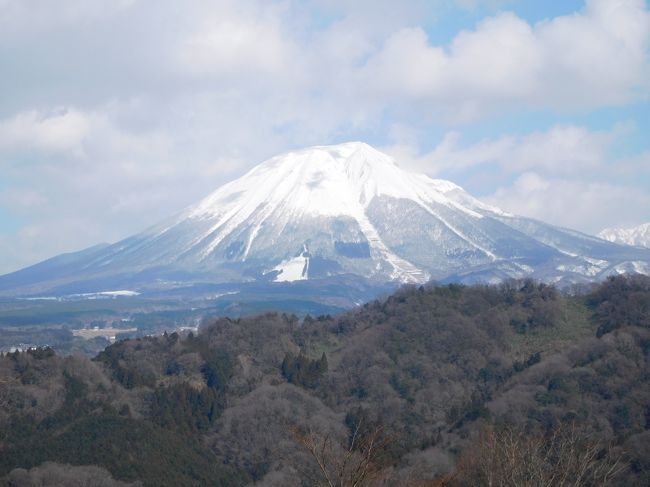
[453, 0, 513, 11]
[360, 0, 650, 120]
[0, 103, 254, 273]
[0, 108, 91, 156]
[0, 0, 649, 272]
[384, 122, 650, 235]
[0, 216, 113, 276]
[0, 0, 135, 37]
[486, 172, 650, 234]
[387, 124, 620, 176]
[1, 0, 647, 121]
[175, 4, 299, 80]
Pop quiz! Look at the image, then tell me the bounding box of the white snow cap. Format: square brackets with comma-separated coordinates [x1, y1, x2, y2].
[187, 141, 497, 221]
[152, 141, 509, 281]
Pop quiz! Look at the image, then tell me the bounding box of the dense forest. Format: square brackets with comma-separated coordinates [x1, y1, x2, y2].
[1, 275, 649, 486]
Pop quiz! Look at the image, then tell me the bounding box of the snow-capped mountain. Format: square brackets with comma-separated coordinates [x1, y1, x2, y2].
[2, 142, 650, 297]
[599, 223, 650, 249]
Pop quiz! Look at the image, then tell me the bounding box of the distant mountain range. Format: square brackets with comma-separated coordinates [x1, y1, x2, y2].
[1, 142, 649, 298]
[599, 223, 650, 249]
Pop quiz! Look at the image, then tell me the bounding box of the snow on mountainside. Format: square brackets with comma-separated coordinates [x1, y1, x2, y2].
[599, 223, 650, 249]
[1, 141, 650, 297]
[165, 141, 508, 283]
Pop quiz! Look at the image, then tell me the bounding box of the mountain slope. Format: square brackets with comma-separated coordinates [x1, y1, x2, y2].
[599, 222, 650, 248]
[1, 142, 649, 296]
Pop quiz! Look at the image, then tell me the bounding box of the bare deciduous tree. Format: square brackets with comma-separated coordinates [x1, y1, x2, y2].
[293, 420, 391, 487]
[450, 423, 627, 487]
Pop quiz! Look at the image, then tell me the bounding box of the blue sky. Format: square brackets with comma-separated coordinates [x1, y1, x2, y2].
[0, 0, 649, 274]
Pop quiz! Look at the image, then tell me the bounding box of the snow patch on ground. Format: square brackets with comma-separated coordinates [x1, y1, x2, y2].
[69, 290, 140, 298]
[272, 245, 310, 282]
[273, 256, 309, 282]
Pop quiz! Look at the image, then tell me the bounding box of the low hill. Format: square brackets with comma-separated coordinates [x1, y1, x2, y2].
[1, 275, 649, 486]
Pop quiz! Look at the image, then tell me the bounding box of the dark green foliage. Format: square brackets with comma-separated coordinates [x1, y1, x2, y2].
[150, 383, 222, 433]
[0, 415, 246, 487]
[1, 332, 246, 487]
[95, 340, 157, 389]
[2, 462, 139, 487]
[587, 274, 650, 336]
[503, 279, 561, 332]
[201, 349, 232, 390]
[527, 351, 541, 366]
[281, 351, 328, 388]
[513, 351, 542, 372]
[25, 347, 56, 360]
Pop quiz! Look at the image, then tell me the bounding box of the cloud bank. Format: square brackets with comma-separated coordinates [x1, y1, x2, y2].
[0, 0, 649, 273]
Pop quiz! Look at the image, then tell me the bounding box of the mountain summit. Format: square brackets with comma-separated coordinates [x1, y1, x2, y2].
[1, 142, 650, 297]
[153, 141, 506, 284]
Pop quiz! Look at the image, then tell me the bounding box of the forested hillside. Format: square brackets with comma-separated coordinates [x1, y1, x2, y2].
[1, 275, 649, 486]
